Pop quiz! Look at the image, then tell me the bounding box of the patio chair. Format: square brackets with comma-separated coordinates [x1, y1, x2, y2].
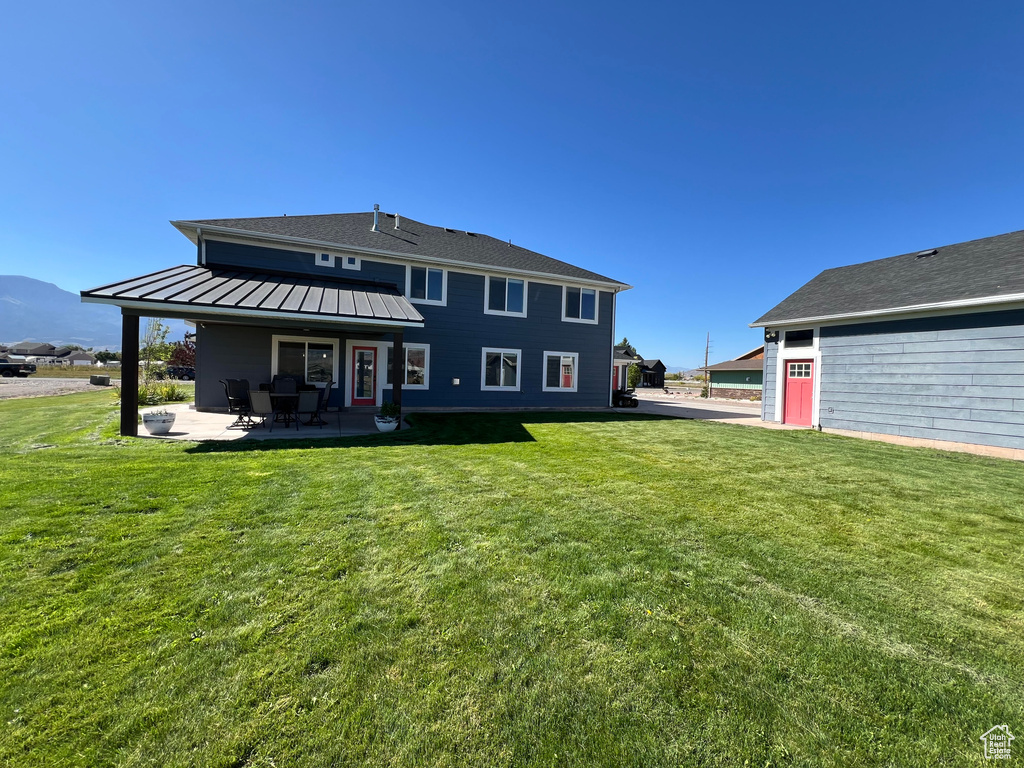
[271, 375, 301, 393]
[296, 390, 321, 429]
[220, 378, 254, 428]
[248, 390, 275, 432]
[310, 380, 333, 424]
[270, 376, 298, 426]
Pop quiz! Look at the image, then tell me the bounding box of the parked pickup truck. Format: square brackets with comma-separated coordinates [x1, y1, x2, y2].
[0, 360, 36, 377]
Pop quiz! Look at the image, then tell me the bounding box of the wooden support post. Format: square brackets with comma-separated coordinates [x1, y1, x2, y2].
[120, 311, 140, 437]
[392, 330, 403, 430]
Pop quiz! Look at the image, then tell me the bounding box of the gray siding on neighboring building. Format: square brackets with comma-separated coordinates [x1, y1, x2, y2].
[196, 241, 615, 410]
[762, 340, 778, 421]
[817, 308, 1024, 449]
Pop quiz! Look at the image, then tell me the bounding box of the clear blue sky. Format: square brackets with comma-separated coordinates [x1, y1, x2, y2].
[3, 1, 1024, 367]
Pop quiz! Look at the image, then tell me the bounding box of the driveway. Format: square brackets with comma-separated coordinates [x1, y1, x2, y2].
[0, 376, 117, 400]
[633, 391, 805, 429]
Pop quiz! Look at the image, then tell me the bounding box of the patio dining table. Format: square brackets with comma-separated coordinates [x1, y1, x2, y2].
[268, 392, 299, 427]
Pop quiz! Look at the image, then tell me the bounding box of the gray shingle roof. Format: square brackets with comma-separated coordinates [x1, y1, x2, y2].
[173, 212, 627, 287]
[82, 265, 424, 326]
[753, 229, 1024, 326]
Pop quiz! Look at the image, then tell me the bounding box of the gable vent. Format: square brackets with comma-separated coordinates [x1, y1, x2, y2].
[915, 249, 937, 259]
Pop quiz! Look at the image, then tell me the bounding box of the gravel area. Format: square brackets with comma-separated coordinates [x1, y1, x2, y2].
[0, 376, 119, 400]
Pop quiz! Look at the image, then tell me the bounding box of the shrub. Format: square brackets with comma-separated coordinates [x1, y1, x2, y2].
[378, 401, 401, 420]
[112, 382, 192, 406]
[155, 382, 191, 402]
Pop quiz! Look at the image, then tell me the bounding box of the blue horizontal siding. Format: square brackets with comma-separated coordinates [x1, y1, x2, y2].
[194, 241, 615, 409]
[818, 308, 1024, 450]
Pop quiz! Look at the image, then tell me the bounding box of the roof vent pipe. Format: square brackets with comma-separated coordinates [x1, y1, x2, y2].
[395, 213, 401, 230]
[372, 204, 380, 232]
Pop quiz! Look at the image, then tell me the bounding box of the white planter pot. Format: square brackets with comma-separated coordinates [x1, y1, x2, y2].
[374, 416, 399, 432]
[143, 413, 176, 436]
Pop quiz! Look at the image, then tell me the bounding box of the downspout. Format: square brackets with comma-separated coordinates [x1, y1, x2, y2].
[197, 227, 206, 266]
[608, 290, 617, 407]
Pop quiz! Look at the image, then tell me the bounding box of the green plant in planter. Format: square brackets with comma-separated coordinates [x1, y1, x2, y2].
[378, 401, 401, 421]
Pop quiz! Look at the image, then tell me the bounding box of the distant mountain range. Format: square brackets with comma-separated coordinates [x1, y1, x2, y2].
[1, 275, 187, 349]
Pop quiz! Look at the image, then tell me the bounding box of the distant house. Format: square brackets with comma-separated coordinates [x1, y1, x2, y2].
[752, 228, 1024, 454]
[638, 359, 666, 388]
[702, 346, 764, 399]
[612, 346, 638, 391]
[65, 351, 98, 366]
[9, 342, 55, 357]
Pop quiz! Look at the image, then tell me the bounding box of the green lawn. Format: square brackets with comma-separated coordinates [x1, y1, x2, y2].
[1, 392, 1021, 767]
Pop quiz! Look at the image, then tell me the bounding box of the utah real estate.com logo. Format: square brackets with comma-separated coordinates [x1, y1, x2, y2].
[980, 725, 1014, 760]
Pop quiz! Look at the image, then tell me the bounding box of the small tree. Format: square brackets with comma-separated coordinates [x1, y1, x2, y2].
[627, 362, 642, 389]
[140, 319, 170, 384]
[95, 350, 120, 364]
[169, 339, 196, 367]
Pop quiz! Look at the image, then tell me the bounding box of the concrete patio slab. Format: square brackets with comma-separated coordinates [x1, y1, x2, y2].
[138, 403, 385, 441]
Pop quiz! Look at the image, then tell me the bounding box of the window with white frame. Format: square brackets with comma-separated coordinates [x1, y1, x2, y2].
[407, 265, 446, 304]
[485, 276, 526, 316]
[481, 347, 521, 390]
[784, 329, 814, 348]
[384, 343, 430, 389]
[272, 335, 338, 385]
[542, 351, 578, 392]
[563, 286, 597, 323]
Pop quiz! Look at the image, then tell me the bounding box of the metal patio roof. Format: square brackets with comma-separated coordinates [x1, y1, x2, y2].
[81, 265, 424, 327]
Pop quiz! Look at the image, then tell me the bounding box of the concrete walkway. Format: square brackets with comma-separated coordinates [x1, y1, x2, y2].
[139, 402, 383, 441]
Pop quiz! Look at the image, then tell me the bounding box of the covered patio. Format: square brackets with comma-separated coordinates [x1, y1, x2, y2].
[81, 264, 425, 437]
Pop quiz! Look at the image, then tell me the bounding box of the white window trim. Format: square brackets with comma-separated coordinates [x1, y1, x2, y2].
[483, 276, 528, 317]
[480, 347, 522, 391]
[382, 342, 431, 390]
[406, 265, 447, 306]
[542, 350, 579, 393]
[271, 334, 340, 389]
[773, 326, 822, 427]
[315, 252, 361, 270]
[561, 285, 599, 325]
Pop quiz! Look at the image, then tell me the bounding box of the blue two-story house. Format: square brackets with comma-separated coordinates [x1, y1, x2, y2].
[82, 207, 631, 435]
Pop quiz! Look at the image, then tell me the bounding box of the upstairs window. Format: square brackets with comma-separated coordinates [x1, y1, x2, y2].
[563, 286, 597, 323]
[408, 266, 446, 305]
[542, 351, 578, 392]
[485, 276, 526, 316]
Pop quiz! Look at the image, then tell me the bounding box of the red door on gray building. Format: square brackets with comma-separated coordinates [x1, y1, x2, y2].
[783, 360, 814, 426]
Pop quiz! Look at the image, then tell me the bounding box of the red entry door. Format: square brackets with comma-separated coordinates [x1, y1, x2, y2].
[783, 360, 814, 426]
[612, 366, 619, 391]
[352, 347, 377, 406]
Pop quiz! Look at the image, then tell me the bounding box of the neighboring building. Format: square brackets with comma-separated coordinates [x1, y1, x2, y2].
[82, 208, 631, 435]
[703, 346, 764, 399]
[8, 342, 55, 357]
[638, 359, 666, 388]
[65, 351, 98, 366]
[612, 346, 636, 391]
[752, 228, 1024, 453]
